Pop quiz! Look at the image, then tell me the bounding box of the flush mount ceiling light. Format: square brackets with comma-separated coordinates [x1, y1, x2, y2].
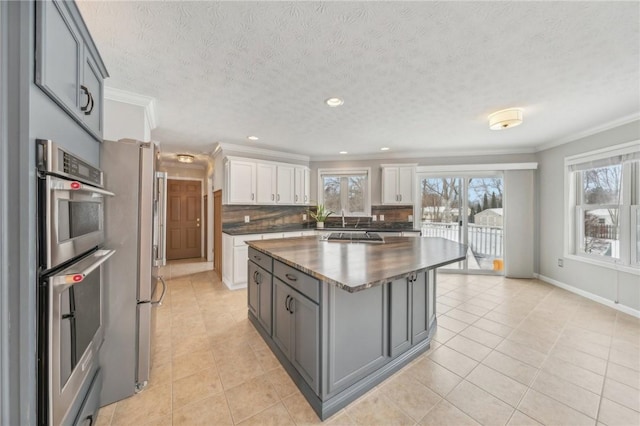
[339, 151, 348, 154]
[247, 136, 259, 141]
[488, 108, 523, 130]
[380, 147, 390, 151]
[325, 97, 344, 107]
[177, 154, 195, 163]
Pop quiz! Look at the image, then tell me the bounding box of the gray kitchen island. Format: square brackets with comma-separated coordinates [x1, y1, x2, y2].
[246, 235, 467, 420]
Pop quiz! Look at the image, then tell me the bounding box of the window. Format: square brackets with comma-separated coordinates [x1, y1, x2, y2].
[566, 141, 640, 271]
[318, 168, 370, 216]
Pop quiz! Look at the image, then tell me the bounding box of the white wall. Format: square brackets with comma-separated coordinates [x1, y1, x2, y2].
[103, 99, 150, 142]
[537, 120, 640, 312]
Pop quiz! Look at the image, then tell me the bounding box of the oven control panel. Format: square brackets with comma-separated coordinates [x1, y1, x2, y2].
[37, 139, 103, 187]
[62, 152, 102, 186]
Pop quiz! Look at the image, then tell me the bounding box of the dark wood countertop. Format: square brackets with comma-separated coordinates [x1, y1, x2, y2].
[247, 236, 467, 292]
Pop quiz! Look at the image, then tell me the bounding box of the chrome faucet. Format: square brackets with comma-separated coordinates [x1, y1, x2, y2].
[342, 210, 346, 228]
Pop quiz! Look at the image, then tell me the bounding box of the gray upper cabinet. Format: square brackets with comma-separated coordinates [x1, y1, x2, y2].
[35, 0, 109, 142]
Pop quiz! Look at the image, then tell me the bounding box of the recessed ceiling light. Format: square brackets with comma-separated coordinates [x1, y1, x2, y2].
[339, 151, 348, 154]
[325, 97, 344, 107]
[380, 147, 390, 151]
[177, 154, 194, 163]
[247, 136, 259, 141]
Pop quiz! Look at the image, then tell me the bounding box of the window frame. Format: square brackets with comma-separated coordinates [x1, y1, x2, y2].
[317, 167, 371, 217]
[564, 141, 640, 274]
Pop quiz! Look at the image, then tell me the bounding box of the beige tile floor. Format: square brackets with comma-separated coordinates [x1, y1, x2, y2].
[96, 260, 640, 426]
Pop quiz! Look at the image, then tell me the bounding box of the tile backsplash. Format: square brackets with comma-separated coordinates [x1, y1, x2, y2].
[222, 205, 414, 233]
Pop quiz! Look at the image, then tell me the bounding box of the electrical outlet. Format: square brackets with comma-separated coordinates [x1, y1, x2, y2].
[371, 215, 377, 222]
[408, 215, 413, 222]
[302, 214, 307, 221]
[379, 215, 385, 221]
[557, 258, 563, 267]
[244, 215, 250, 223]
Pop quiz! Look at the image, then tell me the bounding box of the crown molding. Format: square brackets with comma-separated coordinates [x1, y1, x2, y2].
[213, 142, 310, 162]
[104, 86, 158, 130]
[310, 146, 536, 162]
[535, 112, 640, 152]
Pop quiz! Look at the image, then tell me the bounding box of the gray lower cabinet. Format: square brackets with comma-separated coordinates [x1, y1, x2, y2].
[389, 270, 436, 357]
[389, 278, 411, 357]
[273, 278, 320, 394]
[248, 260, 272, 334]
[35, 0, 108, 141]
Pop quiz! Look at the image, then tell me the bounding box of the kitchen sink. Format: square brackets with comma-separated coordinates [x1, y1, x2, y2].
[325, 232, 385, 243]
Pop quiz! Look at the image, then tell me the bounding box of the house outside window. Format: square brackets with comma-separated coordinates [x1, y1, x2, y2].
[566, 141, 639, 271]
[317, 168, 371, 216]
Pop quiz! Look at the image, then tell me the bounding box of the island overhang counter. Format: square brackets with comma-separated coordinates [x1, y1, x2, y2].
[245, 236, 467, 420]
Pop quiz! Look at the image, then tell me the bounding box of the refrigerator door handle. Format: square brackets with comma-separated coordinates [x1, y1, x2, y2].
[151, 276, 167, 306]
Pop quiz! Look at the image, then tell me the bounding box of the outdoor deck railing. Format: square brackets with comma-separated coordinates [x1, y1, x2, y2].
[421, 222, 503, 258]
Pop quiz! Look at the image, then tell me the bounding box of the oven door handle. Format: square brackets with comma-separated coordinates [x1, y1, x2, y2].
[50, 178, 115, 197]
[51, 249, 116, 289]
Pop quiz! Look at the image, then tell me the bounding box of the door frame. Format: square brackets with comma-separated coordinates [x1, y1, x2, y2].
[166, 176, 205, 259]
[416, 171, 505, 276]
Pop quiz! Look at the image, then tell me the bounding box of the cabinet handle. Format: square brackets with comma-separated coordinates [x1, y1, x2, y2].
[277, 194, 280, 202]
[256, 271, 262, 285]
[399, 194, 402, 202]
[271, 194, 274, 201]
[304, 195, 307, 202]
[253, 254, 261, 261]
[285, 273, 297, 282]
[251, 193, 255, 201]
[80, 85, 91, 111]
[295, 195, 298, 202]
[253, 270, 258, 284]
[85, 91, 95, 115]
[288, 297, 294, 314]
[285, 295, 291, 313]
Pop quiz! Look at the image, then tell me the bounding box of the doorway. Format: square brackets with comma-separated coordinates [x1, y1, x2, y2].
[167, 179, 202, 260]
[418, 174, 504, 274]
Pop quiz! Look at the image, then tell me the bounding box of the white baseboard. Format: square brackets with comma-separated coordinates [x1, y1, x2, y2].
[535, 274, 640, 318]
[222, 278, 247, 291]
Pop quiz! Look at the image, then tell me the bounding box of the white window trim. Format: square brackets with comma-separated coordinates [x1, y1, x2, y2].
[317, 167, 371, 216]
[564, 140, 640, 275]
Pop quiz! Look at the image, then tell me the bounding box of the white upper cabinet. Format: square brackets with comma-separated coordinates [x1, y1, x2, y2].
[294, 166, 311, 205]
[227, 159, 257, 204]
[381, 165, 416, 205]
[276, 165, 295, 204]
[256, 163, 277, 204]
[225, 157, 310, 205]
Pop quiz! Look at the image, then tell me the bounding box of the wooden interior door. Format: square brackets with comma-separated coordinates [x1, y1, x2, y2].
[167, 179, 202, 260]
[214, 190, 222, 279]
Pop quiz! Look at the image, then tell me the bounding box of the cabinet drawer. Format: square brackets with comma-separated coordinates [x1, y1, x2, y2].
[274, 260, 319, 304]
[248, 247, 272, 272]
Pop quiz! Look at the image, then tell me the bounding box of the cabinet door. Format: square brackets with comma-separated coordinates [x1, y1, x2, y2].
[228, 161, 256, 204]
[272, 279, 292, 356]
[411, 272, 429, 344]
[427, 270, 436, 329]
[389, 278, 411, 357]
[276, 165, 295, 204]
[256, 163, 277, 204]
[82, 53, 104, 138]
[304, 168, 311, 204]
[233, 245, 249, 285]
[290, 292, 320, 394]
[247, 261, 260, 317]
[257, 268, 273, 334]
[381, 167, 399, 204]
[36, 0, 82, 117]
[397, 167, 414, 204]
[294, 167, 305, 204]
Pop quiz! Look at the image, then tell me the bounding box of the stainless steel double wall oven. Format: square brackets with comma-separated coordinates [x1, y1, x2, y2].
[37, 140, 115, 426]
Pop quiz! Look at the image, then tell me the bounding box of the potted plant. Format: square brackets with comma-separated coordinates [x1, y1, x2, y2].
[310, 204, 333, 229]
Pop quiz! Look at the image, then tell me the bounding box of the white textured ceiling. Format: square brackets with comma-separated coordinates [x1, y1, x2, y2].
[77, 1, 640, 159]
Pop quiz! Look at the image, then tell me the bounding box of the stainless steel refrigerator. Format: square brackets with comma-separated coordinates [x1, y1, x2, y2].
[99, 139, 168, 405]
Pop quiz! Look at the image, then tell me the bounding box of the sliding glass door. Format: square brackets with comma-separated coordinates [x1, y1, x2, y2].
[418, 174, 504, 274]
